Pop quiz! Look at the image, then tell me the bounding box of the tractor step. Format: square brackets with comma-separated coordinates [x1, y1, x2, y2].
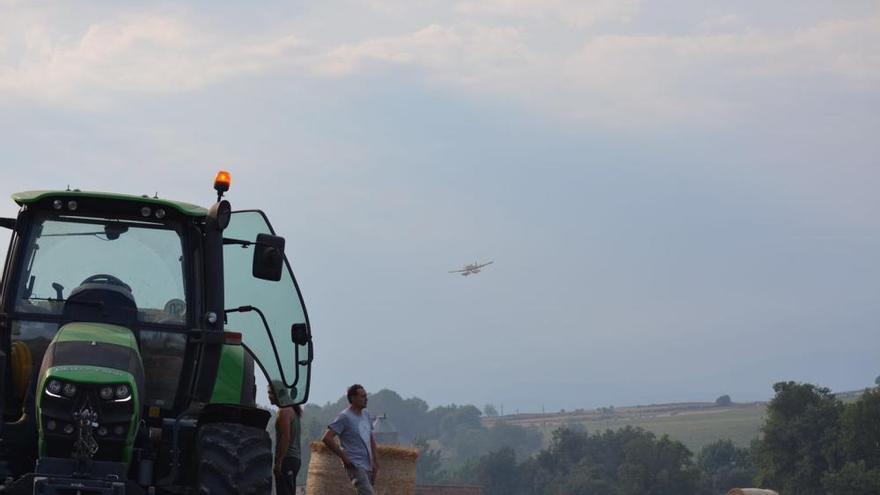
[34, 475, 128, 495]
[22, 458, 141, 495]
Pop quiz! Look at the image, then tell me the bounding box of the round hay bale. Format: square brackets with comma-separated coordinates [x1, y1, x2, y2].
[373, 445, 419, 495]
[306, 442, 352, 495]
[306, 442, 418, 495]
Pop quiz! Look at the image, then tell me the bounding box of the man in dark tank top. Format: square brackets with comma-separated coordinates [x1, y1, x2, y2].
[269, 388, 302, 495]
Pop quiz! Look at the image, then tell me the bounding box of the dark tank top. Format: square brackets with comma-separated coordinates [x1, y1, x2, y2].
[275, 412, 301, 459]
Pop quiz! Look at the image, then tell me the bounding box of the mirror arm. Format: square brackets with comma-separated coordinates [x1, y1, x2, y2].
[223, 238, 252, 247]
[0, 217, 15, 230]
[222, 237, 280, 248]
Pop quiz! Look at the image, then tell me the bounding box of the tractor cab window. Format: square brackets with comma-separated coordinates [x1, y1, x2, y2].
[13, 216, 187, 325]
[224, 211, 311, 406]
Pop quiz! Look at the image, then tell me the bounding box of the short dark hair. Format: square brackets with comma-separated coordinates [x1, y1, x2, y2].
[347, 384, 364, 403]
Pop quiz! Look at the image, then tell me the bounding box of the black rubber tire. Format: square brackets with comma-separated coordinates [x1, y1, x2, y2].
[196, 422, 273, 494]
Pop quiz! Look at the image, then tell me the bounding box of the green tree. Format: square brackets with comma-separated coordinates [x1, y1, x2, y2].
[520, 427, 591, 494]
[821, 388, 880, 493]
[519, 426, 700, 495]
[560, 461, 617, 495]
[486, 421, 543, 459]
[753, 381, 842, 495]
[447, 426, 490, 461]
[822, 461, 880, 494]
[484, 404, 499, 417]
[425, 404, 483, 441]
[715, 394, 732, 406]
[414, 437, 445, 483]
[472, 448, 520, 495]
[834, 388, 880, 467]
[617, 433, 700, 495]
[697, 439, 755, 494]
[363, 389, 430, 442]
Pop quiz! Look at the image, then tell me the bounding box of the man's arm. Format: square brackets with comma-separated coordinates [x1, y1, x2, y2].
[322, 428, 354, 469]
[370, 432, 379, 483]
[275, 408, 292, 472]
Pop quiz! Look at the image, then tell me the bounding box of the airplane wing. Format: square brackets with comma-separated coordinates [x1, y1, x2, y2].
[476, 261, 494, 269]
[448, 268, 468, 273]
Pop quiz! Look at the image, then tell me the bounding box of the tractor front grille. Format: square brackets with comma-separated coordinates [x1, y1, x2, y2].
[41, 382, 134, 462]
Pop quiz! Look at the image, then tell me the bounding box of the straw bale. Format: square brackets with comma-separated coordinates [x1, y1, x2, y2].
[727, 489, 779, 495]
[307, 442, 419, 495]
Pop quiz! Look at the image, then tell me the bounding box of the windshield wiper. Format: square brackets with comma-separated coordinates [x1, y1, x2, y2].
[42, 224, 128, 240]
[24, 296, 102, 309]
[41, 232, 106, 237]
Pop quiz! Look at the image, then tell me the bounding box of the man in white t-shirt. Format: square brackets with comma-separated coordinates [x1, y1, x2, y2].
[322, 384, 380, 495]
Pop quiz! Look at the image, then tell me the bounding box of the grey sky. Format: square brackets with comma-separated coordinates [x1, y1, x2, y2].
[1, 0, 878, 412]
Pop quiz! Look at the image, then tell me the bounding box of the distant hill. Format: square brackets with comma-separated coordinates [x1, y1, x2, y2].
[481, 389, 868, 453]
[483, 401, 765, 452]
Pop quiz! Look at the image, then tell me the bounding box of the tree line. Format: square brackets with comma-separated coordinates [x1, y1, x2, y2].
[445, 382, 880, 494]
[294, 382, 880, 493]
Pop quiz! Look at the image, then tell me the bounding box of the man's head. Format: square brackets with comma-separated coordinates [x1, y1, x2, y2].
[347, 384, 368, 410]
[268, 381, 288, 406]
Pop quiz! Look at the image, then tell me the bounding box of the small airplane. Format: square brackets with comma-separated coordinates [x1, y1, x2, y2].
[449, 260, 494, 276]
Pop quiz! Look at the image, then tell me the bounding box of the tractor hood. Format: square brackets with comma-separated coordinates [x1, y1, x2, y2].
[39, 322, 144, 391]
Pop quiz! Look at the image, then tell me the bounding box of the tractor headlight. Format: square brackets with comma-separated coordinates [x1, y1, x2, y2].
[99, 386, 114, 400]
[114, 384, 131, 400]
[47, 380, 62, 396]
[62, 383, 77, 398]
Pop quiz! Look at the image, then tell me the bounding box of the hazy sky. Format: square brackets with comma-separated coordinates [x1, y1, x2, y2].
[1, 0, 879, 413]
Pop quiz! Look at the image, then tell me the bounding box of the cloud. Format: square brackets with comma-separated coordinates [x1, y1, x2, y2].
[455, 0, 640, 27]
[307, 14, 878, 127]
[0, 3, 876, 128]
[0, 12, 307, 105]
[746, 17, 880, 84]
[698, 14, 742, 32]
[557, 16, 880, 122]
[313, 23, 530, 85]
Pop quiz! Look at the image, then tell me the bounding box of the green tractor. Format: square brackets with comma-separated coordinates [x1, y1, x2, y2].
[0, 173, 313, 494]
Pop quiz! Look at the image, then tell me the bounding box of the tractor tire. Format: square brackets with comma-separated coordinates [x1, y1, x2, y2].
[196, 422, 273, 494]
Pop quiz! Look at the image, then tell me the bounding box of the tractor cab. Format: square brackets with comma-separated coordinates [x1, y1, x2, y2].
[0, 174, 313, 494]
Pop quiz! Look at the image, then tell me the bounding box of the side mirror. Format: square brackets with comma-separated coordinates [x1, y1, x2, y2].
[253, 233, 285, 281]
[291, 323, 310, 345]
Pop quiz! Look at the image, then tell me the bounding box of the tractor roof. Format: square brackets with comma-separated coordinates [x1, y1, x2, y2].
[13, 190, 208, 217]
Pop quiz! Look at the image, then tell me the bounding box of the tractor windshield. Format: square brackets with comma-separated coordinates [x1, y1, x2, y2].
[14, 215, 187, 325]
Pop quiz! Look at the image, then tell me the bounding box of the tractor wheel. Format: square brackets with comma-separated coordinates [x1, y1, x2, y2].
[196, 422, 273, 494]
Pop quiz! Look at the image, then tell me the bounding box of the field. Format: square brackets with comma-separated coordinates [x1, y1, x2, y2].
[484, 402, 767, 453]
